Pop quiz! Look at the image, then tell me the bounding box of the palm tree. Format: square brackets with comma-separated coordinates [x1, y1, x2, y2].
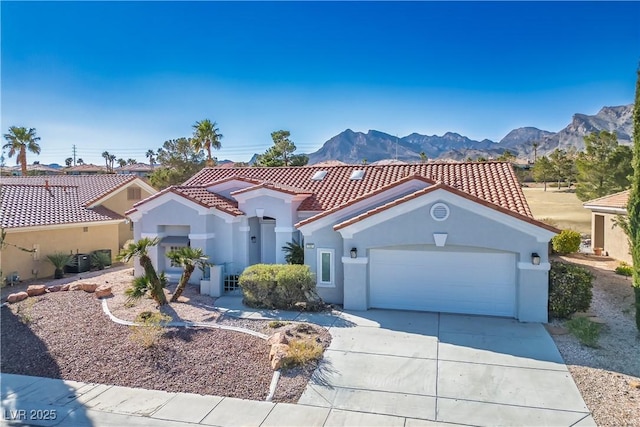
[77, 158, 84, 165]
[165, 247, 211, 302]
[146, 149, 156, 166]
[65, 157, 73, 167]
[109, 154, 116, 171]
[127, 158, 137, 165]
[192, 119, 223, 167]
[532, 142, 540, 163]
[102, 151, 111, 170]
[117, 158, 127, 168]
[3, 126, 41, 176]
[116, 237, 167, 306]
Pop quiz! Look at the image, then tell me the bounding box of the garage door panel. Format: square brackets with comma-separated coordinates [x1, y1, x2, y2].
[369, 249, 516, 317]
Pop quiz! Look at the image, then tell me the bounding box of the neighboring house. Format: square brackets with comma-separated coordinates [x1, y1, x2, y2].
[114, 163, 155, 177]
[128, 162, 557, 322]
[1, 164, 64, 176]
[64, 164, 108, 175]
[583, 190, 631, 263]
[1, 175, 157, 282]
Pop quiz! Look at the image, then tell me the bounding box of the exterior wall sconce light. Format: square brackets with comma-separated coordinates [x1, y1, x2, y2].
[350, 248, 358, 258]
[532, 253, 541, 265]
[251, 236, 256, 243]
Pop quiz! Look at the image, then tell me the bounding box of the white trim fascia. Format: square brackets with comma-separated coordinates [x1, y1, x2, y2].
[5, 220, 124, 233]
[127, 210, 143, 222]
[137, 192, 210, 216]
[274, 226, 296, 233]
[189, 233, 216, 240]
[238, 226, 250, 232]
[206, 179, 255, 194]
[584, 206, 627, 215]
[86, 178, 157, 208]
[341, 256, 369, 265]
[517, 262, 551, 271]
[336, 189, 557, 243]
[297, 179, 431, 235]
[232, 187, 297, 204]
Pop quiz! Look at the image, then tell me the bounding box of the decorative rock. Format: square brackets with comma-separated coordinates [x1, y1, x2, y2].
[60, 284, 70, 291]
[176, 296, 190, 303]
[94, 285, 113, 299]
[81, 283, 98, 293]
[26, 285, 47, 297]
[7, 292, 28, 304]
[267, 332, 289, 346]
[47, 285, 62, 293]
[269, 343, 290, 370]
[69, 283, 83, 291]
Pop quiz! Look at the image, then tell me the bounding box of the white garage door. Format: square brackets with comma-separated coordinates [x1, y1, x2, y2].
[369, 248, 516, 317]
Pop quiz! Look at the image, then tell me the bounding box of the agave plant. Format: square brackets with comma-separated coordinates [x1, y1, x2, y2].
[46, 252, 74, 279]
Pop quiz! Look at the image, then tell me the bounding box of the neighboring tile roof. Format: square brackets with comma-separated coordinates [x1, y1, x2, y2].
[1, 175, 140, 229]
[584, 190, 630, 210]
[183, 162, 533, 217]
[1, 184, 122, 228]
[64, 164, 108, 173]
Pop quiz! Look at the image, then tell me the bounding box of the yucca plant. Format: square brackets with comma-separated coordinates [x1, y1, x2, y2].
[117, 237, 167, 305]
[46, 252, 74, 279]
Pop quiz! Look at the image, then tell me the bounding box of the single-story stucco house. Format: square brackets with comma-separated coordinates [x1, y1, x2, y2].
[126, 162, 558, 322]
[583, 190, 631, 263]
[1, 175, 157, 282]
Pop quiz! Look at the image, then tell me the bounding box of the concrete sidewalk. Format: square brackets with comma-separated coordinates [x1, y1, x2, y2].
[1, 297, 595, 426]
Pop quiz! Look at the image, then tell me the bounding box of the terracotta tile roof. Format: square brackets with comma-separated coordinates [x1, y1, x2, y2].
[231, 182, 314, 197]
[183, 162, 533, 217]
[1, 175, 141, 229]
[172, 187, 244, 216]
[583, 190, 630, 210]
[64, 164, 108, 173]
[333, 183, 558, 233]
[1, 184, 122, 229]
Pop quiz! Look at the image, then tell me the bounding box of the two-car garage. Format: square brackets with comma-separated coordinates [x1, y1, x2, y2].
[369, 247, 517, 318]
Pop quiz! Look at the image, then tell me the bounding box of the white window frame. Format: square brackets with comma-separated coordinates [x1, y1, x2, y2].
[316, 248, 335, 287]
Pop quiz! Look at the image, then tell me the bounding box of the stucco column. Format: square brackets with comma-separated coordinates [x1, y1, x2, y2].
[237, 223, 250, 269]
[517, 261, 551, 323]
[274, 226, 295, 264]
[342, 256, 369, 311]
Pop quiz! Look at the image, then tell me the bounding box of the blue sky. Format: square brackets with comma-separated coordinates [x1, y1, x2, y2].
[2, 1, 639, 166]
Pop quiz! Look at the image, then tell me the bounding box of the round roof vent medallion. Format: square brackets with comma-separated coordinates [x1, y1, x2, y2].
[430, 202, 450, 221]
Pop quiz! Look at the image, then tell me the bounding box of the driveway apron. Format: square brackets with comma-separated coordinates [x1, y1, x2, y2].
[299, 309, 594, 426]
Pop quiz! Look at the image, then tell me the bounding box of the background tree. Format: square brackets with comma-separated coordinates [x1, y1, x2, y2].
[127, 158, 137, 165]
[77, 158, 84, 165]
[65, 157, 73, 167]
[575, 130, 633, 201]
[548, 148, 575, 189]
[146, 149, 157, 166]
[256, 130, 308, 167]
[150, 137, 206, 189]
[532, 156, 554, 191]
[192, 119, 223, 167]
[109, 154, 116, 171]
[102, 151, 111, 170]
[532, 142, 539, 163]
[419, 151, 428, 163]
[2, 126, 41, 176]
[497, 150, 516, 162]
[117, 158, 127, 168]
[627, 67, 640, 331]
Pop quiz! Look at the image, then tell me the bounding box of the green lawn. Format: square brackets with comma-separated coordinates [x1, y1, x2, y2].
[522, 185, 592, 235]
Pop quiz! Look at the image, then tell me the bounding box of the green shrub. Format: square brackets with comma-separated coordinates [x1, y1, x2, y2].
[239, 264, 323, 311]
[129, 311, 171, 348]
[91, 251, 111, 270]
[566, 317, 602, 348]
[551, 230, 582, 254]
[548, 261, 594, 319]
[615, 262, 633, 277]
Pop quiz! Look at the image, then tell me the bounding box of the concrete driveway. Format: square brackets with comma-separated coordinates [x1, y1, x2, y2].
[299, 309, 594, 426]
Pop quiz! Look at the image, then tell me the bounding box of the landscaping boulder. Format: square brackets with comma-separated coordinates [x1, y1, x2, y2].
[47, 285, 62, 293]
[267, 331, 289, 346]
[69, 283, 83, 291]
[7, 292, 28, 304]
[269, 343, 290, 370]
[26, 285, 47, 297]
[81, 283, 98, 293]
[94, 285, 113, 299]
[60, 284, 70, 291]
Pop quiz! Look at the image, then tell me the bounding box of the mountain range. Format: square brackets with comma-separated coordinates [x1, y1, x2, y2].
[306, 104, 633, 164]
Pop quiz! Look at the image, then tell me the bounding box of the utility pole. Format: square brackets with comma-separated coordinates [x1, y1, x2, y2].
[72, 145, 77, 166]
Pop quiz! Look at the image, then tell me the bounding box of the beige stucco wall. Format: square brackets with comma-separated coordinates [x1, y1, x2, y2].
[101, 183, 155, 248]
[0, 223, 120, 282]
[591, 212, 631, 263]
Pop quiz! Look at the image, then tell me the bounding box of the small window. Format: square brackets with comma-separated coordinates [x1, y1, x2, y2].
[83, 227, 89, 232]
[430, 202, 450, 221]
[311, 170, 327, 181]
[127, 187, 142, 200]
[317, 248, 335, 287]
[349, 170, 365, 180]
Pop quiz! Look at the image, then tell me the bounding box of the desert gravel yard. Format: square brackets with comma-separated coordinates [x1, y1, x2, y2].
[0, 267, 331, 403]
[550, 254, 640, 427]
